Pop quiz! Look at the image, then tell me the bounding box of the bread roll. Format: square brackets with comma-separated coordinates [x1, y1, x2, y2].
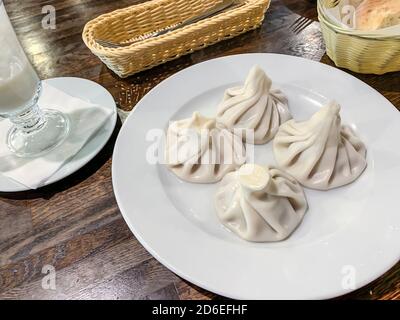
[355, 0, 400, 30]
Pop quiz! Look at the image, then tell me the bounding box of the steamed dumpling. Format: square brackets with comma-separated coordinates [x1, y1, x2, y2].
[216, 65, 292, 144]
[273, 101, 367, 190]
[215, 164, 307, 242]
[165, 112, 246, 183]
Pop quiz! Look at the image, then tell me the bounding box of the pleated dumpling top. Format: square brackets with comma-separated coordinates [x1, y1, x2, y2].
[215, 164, 307, 242]
[216, 65, 292, 144]
[165, 112, 246, 183]
[273, 101, 367, 190]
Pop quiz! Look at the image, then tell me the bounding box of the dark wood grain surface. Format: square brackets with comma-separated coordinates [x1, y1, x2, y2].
[0, 0, 399, 300]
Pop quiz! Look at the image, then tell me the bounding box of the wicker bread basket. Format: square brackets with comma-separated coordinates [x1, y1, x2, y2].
[317, 0, 400, 75]
[82, 0, 270, 78]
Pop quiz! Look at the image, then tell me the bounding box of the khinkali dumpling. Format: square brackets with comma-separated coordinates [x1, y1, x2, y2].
[165, 112, 246, 183]
[216, 65, 292, 144]
[273, 101, 367, 190]
[215, 164, 307, 242]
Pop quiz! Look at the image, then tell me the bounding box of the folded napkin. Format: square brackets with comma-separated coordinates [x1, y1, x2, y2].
[0, 82, 115, 189]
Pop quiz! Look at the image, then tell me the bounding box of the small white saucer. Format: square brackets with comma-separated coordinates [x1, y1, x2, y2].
[0, 77, 117, 192]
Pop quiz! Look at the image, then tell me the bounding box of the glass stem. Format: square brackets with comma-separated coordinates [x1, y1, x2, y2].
[8, 103, 47, 135]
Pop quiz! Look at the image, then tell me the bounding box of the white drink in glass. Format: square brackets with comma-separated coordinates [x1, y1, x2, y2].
[0, 5, 40, 114]
[0, 62, 40, 114]
[0, 1, 69, 157]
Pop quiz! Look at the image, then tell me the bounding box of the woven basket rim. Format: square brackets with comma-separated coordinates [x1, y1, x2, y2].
[319, 14, 400, 41]
[83, 0, 270, 55]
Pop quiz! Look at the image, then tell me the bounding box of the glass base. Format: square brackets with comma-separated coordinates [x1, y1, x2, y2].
[8, 109, 70, 158]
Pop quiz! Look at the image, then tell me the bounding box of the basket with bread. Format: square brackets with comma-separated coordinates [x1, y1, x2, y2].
[318, 0, 400, 74]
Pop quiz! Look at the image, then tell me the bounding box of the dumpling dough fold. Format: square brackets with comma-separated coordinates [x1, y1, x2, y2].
[216, 65, 291, 144]
[273, 101, 367, 190]
[165, 112, 246, 183]
[215, 164, 307, 242]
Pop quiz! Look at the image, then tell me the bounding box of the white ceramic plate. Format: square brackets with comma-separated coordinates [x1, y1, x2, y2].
[0, 77, 117, 192]
[112, 54, 400, 299]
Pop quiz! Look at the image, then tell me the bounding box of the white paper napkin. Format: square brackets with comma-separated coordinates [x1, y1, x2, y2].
[0, 82, 115, 189]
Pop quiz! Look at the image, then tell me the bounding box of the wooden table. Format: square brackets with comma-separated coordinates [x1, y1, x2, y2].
[0, 0, 399, 300]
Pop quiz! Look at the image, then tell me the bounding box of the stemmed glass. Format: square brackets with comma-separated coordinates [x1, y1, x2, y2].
[0, 2, 69, 157]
